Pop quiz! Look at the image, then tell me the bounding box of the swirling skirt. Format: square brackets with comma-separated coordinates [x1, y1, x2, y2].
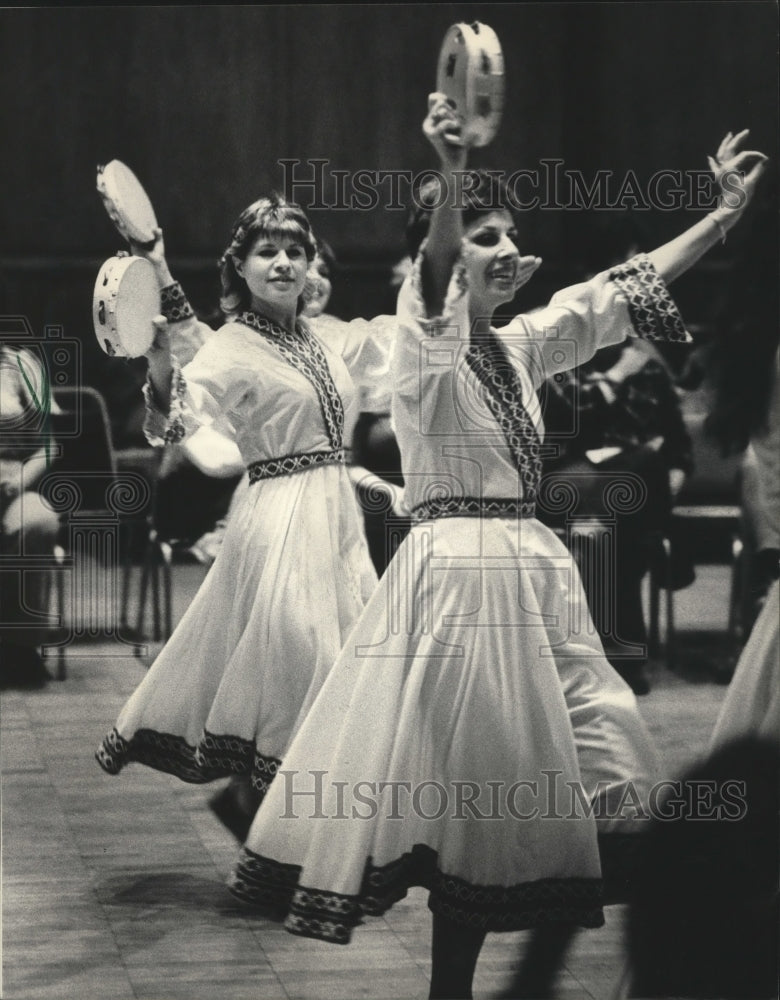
[96, 465, 377, 793]
[229, 516, 660, 941]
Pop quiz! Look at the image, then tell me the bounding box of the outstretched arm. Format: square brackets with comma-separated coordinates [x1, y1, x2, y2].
[647, 130, 767, 284]
[419, 93, 470, 316]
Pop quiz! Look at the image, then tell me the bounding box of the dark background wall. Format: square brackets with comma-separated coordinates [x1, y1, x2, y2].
[1, 3, 777, 436]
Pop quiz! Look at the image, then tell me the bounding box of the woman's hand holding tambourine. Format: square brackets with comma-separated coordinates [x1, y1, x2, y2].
[424, 92, 470, 171]
[130, 227, 175, 289]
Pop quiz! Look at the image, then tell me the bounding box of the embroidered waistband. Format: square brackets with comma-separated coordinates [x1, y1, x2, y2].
[247, 448, 347, 484]
[410, 497, 537, 522]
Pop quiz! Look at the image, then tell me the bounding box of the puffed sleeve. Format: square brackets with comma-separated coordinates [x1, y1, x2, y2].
[313, 312, 396, 415]
[498, 254, 691, 388]
[142, 328, 250, 448]
[396, 246, 470, 342]
[393, 245, 472, 404]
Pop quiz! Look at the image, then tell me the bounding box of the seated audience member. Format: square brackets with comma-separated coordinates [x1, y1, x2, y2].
[0, 343, 61, 688]
[538, 335, 694, 694]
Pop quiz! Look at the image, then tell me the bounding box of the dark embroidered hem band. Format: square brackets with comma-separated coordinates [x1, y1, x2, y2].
[229, 843, 604, 944]
[96, 726, 281, 795]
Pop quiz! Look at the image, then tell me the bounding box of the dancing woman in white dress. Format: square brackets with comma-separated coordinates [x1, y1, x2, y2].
[226, 102, 767, 998]
[96, 196, 389, 836]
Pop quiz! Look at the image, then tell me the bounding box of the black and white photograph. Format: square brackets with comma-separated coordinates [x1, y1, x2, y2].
[1, 4, 778, 999]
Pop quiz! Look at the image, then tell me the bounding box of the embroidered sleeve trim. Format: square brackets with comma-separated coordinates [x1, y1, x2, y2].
[608, 254, 691, 343]
[160, 282, 196, 323]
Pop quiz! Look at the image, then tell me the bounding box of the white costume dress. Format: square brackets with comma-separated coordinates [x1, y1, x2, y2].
[229, 253, 690, 940]
[710, 348, 780, 750]
[97, 284, 390, 793]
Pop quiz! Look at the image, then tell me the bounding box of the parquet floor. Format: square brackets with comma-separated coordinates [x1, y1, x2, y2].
[1, 565, 737, 999]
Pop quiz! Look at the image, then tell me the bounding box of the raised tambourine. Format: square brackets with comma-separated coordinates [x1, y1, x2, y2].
[93, 255, 160, 358]
[436, 21, 505, 147]
[96, 160, 158, 244]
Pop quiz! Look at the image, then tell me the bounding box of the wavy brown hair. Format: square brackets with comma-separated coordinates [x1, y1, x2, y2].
[218, 194, 317, 318]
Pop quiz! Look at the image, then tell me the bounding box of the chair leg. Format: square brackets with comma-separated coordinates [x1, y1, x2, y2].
[727, 536, 744, 640]
[119, 520, 135, 634]
[661, 536, 676, 671]
[648, 567, 661, 657]
[150, 536, 162, 643]
[160, 541, 173, 641]
[54, 544, 67, 681]
[135, 534, 153, 656]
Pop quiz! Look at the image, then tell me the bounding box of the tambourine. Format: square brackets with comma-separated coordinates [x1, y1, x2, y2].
[436, 21, 505, 147]
[96, 160, 158, 244]
[93, 255, 160, 358]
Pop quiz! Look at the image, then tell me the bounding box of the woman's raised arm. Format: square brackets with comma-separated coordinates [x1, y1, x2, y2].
[419, 92, 470, 316]
[647, 130, 767, 284]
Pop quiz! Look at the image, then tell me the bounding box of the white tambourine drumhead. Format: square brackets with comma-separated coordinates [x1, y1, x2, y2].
[92, 256, 160, 359]
[436, 21, 505, 148]
[96, 160, 158, 244]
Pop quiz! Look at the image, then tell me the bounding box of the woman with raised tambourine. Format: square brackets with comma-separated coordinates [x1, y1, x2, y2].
[95, 195, 392, 839]
[227, 87, 768, 1000]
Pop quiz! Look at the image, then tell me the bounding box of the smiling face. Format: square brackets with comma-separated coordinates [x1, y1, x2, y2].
[236, 233, 310, 316]
[461, 210, 522, 312]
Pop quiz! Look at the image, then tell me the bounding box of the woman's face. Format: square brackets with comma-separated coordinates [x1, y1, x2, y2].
[237, 233, 309, 312]
[461, 210, 522, 309]
[302, 253, 333, 318]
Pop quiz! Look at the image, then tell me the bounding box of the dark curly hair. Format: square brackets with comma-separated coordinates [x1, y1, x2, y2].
[404, 169, 519, 259]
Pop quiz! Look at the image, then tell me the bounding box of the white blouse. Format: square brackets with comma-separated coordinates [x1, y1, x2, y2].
[392, 252, 690, 520]
[143, 285, 393, 472]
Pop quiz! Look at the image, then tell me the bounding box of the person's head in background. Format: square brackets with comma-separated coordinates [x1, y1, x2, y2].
[302, 238, 337, 319]
[218, 194, 317, 322]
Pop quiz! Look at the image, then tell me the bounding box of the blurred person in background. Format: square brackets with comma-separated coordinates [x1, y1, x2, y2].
[0, 342, 61, 687]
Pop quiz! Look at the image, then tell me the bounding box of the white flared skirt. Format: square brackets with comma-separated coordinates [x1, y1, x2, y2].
[230, 516, 660, 940]
[97, 464, 377, 792]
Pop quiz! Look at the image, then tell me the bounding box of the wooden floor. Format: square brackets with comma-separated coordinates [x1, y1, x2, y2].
[1, 564, 739, 1000]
